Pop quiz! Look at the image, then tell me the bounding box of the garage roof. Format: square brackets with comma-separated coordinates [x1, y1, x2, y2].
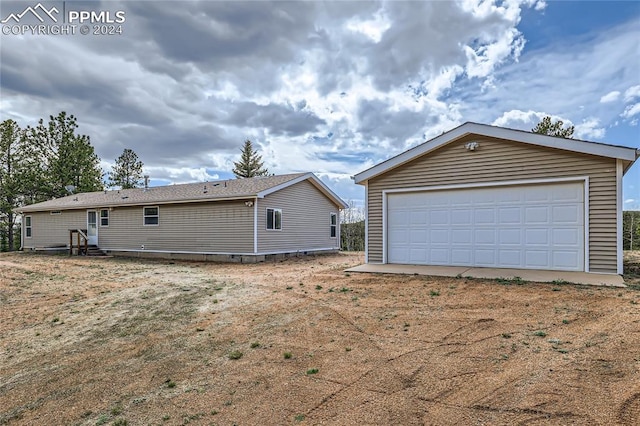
[354, 122, 640, 184]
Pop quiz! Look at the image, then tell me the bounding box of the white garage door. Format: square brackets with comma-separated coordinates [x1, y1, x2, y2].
[387, 182, 585, 271]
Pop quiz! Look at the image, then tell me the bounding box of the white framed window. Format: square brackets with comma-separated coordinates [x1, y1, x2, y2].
[143, 206, 159, 226]
[100, 209, 109, 227]
[25, 216, 32, 238]
[266, 208, 282, 230]
[330, 213, 337, 238]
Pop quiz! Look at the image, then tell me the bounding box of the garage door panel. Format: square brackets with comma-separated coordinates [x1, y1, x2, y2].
[387, 182, 585, 271]
[430, 210, 449, 225]
[499, 250, 521, 266]
[475, 229, 496, 244]
[552, 251, 580, 269]
[525, 250, 549, 267]
[409, 248, 427, 263]
[410, 229, 427, 243]
[552, 184, 583, 202]
[475, 208, 496, 224]
[451, 210, 472, 225]
[525, 229, 550, 245]
[552, 228, 580, 245]
[430, 229, 449, 244]
[499, 229, 522, 245]
[497, 188, 522, 204]
[452, 229, 472, 243]
[430, 249, 449, 263]
[475, 249, 497, 265]
[451, 249, 472, 264]
[499, 207, 522, 224]
[525, 206, 549, 223]
[524, 186, 552, 202]
[552, 205, 581, 223]
[410, 210, 428, 224]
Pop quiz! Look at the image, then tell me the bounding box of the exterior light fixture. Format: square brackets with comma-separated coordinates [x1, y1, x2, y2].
[465, 142, 480, 151]
[245, 201, 254, 207]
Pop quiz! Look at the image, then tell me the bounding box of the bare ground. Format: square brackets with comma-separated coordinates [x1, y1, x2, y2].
[1, 251, 640, 426]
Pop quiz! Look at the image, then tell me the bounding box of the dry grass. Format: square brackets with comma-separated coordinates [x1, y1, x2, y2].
[1, 251, 639, 425]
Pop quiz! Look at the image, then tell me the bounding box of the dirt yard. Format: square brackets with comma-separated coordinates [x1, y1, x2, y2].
[1, 252, 639, 426]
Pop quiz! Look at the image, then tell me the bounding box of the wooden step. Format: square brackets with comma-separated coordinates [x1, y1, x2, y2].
[85, 245, 107, 256]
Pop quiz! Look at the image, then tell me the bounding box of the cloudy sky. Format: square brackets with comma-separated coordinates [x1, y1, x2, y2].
[1, 0, 639, 208]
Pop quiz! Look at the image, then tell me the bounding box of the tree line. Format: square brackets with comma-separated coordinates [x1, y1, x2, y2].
[1, 112, 145, 251]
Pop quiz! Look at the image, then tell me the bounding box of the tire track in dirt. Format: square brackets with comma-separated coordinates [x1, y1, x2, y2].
[618, 392, 640, 425]
[278, 288, 519, 423]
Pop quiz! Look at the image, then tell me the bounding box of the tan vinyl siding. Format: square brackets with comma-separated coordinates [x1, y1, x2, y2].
[258, 180, 341, 253]
[22, 210, 86, 249]
[98, 201, 254, 253]
[367, 135, 618, 273]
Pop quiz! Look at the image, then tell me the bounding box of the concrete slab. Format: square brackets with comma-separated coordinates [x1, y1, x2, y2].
[345, 264, 625, 287]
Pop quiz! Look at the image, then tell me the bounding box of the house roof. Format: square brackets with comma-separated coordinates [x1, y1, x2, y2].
[354, 122, 640, 184]
[16, 172, 348, 213]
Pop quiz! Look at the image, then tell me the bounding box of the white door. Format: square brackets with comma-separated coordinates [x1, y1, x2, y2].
[87, 210, 98, 245]
[387, 182, 585, 271]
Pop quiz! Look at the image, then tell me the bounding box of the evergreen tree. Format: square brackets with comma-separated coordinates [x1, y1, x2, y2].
[232, 140, 269, 178]
[25, 112, 103, 199]
[532, 116, 575, 138]
[108, 148, 144, 189]
[0, 119, 26, 251]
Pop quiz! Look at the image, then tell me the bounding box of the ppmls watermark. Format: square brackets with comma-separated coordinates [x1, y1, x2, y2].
[1, 2, 125, 36]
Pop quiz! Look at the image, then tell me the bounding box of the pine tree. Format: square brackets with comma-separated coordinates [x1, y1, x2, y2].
[0, 119, 26, 251]
[24, 112, 103, 199]
[232, 140, 269, 178]
[532, 116, 575, 138]
[109, 148, 144, 189]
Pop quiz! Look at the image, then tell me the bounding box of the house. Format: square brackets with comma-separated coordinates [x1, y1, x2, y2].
[353, 122, 639, 275]
[16, 173, 348, 262]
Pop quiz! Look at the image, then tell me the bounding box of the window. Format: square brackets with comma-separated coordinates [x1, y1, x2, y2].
[266, 208, 282, 230]
[100, 209, 109, 227]
[25, 216, 32, 238]
[143, 206, 159, 225]
[330, 213, 337, 238]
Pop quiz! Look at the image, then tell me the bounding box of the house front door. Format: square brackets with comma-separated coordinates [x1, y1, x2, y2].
[87, 210, 98, 245]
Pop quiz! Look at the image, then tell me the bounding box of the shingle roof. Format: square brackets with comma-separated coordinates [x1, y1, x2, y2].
[16, 173, 319, 213]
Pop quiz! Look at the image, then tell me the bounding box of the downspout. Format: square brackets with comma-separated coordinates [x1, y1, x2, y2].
[253, 198, 258, 254]
[616, 159, 623, 274]
[19, 212, 23, 251]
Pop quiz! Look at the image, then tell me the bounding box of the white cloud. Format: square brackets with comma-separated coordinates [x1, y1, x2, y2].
[624, 85, 640, 102]
[574, 118, 605, 140]
[345, 8, 391, 43]
[600, 91, 620, 103]
[621, 103, 640, 119]
[491, 109, 568, 130]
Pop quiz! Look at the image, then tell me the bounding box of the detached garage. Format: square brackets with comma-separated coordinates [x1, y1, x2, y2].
[354, 122, 639, 275]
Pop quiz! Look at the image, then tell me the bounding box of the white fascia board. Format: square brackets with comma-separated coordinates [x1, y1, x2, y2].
[354, 122, 639, 184]
[14, 195, 256, 213]
[257, 172, 349, 209]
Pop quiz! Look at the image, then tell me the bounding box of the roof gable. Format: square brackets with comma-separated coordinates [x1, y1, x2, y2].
[354, 122, 639, 184]
[16, 173, 347, 213]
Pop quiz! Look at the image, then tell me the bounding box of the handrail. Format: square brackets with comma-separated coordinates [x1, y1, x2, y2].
[69, 229, 90, 256]
[77, 229, 88, 241]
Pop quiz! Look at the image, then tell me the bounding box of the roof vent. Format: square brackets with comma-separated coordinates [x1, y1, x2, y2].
[144, 175, 149, 190]
[203, 184, 208, 194]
